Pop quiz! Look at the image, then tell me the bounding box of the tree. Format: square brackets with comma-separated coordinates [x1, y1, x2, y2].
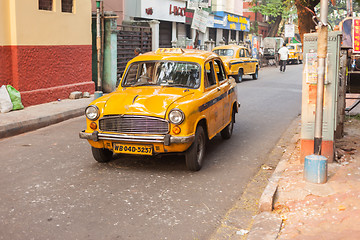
[251, 0, 294, 37]
[294, 0, 320, 43]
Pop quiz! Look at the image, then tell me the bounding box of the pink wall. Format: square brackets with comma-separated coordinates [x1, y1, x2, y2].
[91, 0, 124, 25]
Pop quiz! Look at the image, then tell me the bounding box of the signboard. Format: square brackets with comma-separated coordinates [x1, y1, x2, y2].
[213, 12, 250, 32]
[353, 18, 360, 53]
[140, 0, 186, 23]
[285, 24, 295, 38]
[191, 8, 209, 33]
[188, 0, 209, 9]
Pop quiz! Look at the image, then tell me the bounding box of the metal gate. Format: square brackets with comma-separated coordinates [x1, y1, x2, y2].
[117, 25, 152, 85]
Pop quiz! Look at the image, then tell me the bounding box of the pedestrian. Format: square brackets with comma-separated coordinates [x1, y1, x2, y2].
[278, 43, 289, 72]
[134, 48, 142, 56]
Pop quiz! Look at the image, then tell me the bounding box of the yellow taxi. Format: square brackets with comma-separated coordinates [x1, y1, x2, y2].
[212, 45, 259, 83]
[286, 43, 303, 64]
[79, 48, 239, 171]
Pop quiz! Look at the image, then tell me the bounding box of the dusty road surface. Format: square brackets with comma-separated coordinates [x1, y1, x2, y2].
[0, 65, 302, 240]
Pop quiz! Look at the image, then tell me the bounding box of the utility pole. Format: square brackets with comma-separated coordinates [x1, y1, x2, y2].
[313, 0, 328, 155]
[95, 0, 103, 99]
[304, 0, 329, 184]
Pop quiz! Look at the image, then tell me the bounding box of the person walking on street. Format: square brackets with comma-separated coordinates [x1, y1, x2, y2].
[278, 43, 289, 72]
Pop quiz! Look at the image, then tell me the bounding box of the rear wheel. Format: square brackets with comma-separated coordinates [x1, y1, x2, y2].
[236, 69, 243, 83]
[185, 126, 206, 171]
[221, 109, 235, 139]
[252, 67, 258, 80]
[91, 147, 113, 163]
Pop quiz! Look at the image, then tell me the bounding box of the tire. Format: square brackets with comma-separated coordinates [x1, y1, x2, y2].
[91, 147, 113, 163]
[185, 126, 206, 171]
[252, 67, 258, 80]
[221, 109, 235, 139]
[236, 69, 243, 83]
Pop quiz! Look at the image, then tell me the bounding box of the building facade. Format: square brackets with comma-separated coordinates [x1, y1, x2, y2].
[0, 0, 94, 106]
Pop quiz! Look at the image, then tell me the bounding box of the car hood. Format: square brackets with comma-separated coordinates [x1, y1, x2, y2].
[102, 87, 194, 118]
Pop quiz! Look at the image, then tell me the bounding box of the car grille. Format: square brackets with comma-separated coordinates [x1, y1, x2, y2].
[99, 115, 169, 134]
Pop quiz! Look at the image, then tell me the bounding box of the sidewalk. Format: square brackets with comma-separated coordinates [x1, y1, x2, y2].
[248, 105, 360, 239]
[0, 97, 94, 139]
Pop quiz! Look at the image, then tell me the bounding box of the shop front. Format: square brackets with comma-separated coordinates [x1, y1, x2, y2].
[125, 0, 186, 49]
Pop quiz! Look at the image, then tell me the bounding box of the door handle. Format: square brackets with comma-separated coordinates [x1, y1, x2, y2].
[217, 87, 221, 91]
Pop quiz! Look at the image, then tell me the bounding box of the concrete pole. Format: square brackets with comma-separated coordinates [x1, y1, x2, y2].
[313, 0, 328, 155]
[216, 28, 223, 45]
[95, 0, 103, 98]
[149, 20, 160, 51]
[172, 22, 177, 42]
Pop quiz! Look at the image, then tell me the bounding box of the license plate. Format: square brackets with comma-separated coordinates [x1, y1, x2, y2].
[113, 143, 153, 155]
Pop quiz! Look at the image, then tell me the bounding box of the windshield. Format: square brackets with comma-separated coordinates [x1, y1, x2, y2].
[213, 49, 234, 57]
[287, 45, 295, 50]
[122, 61, 201, 89]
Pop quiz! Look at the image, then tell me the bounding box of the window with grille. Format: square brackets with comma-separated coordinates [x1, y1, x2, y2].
[62, 0, 73, 13]
[39, 0, 53, 11]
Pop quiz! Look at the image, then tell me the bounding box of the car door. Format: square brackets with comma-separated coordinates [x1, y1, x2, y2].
[244, 49, 253, 74]
[213, 59, 230, 128]
[202, 60, 222, 138]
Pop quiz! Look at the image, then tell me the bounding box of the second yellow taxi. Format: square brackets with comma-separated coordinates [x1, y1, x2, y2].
[212, 45, 259, 83]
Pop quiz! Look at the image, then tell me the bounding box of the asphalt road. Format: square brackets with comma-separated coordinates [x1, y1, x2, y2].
[0, 64, 302, 240]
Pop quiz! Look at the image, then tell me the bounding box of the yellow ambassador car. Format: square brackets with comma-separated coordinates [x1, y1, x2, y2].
[80, 48, 239, 171]
[286, 43, 303, 64]
[212, 45, 259, 83]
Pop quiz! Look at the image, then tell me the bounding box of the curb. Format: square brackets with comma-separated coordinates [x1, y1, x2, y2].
[247, 117, 301, 240]
[0, 107, 85, 139]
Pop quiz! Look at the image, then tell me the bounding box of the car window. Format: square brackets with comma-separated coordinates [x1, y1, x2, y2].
[245, 49, 250, 57]
[287, 45, 295, 50]
[204, 61, 217, 88]
[239, 49, 245, 58]
[122, 61, 201, 88]
[213, 49, 234, 57]
[213, 59, 226, 82]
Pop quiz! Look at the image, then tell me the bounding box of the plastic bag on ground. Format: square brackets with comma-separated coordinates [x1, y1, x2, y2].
[0, 85, 13, 113]
[6, 85, 24, 110]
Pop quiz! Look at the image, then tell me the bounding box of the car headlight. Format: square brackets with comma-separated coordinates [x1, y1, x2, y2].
[168, 109, 185, 125]
[85, 105, 100, 120]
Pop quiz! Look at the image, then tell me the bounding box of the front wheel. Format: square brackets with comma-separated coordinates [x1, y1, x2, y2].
[185, 126, 206, 171]
[91, 147, 113, 163]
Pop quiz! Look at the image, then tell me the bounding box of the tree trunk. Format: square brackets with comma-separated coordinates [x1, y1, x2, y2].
[268, 15, 282, 37]
[295, 0, 320, 43]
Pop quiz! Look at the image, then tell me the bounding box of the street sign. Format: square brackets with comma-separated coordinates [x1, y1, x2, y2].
[353, 18, 360, 53]
[191, 8, 209, 33]
[285, 24, 295, 38]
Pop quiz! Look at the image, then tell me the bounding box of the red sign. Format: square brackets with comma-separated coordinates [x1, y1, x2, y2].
[169, 4, 185, 16]
[354, 18, 360, 53]
[145, 8, 153, 15]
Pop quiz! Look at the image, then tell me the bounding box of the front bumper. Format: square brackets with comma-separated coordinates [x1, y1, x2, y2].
[79, 131, 195, 146]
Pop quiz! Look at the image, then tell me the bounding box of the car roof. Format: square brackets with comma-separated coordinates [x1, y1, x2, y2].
[212, 45, 246, 51]
[129, 48, 219, 64]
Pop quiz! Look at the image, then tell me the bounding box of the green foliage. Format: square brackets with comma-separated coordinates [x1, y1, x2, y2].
[250, 0, 296, 24]
[314, 0, 360, 28]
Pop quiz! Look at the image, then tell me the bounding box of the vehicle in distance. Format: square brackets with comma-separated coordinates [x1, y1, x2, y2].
[212, 44, 259, 83]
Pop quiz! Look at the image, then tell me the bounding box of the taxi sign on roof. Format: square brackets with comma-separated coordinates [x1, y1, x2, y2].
[156, 48, 185, 54]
